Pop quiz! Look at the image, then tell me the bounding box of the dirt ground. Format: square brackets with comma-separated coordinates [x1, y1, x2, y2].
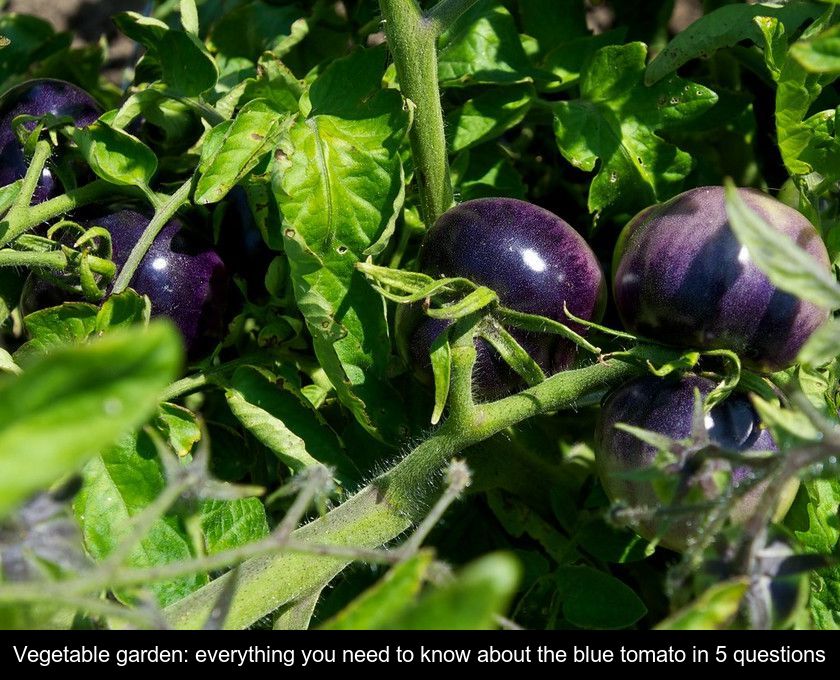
[8, 0, 148, 77]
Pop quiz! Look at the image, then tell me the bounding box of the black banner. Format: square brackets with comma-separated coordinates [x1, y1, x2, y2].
[1, 630, 833, 673]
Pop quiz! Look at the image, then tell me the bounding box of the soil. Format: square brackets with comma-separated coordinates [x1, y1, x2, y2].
[7, 0, 149, 78]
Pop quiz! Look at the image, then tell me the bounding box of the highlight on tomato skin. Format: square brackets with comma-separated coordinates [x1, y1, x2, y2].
[612, 186, 831, 372]
[97, 210, 229, 356]
[398, 197, 607, 397]
[0, 78, 101, 203]
[594, 373, 797, 553]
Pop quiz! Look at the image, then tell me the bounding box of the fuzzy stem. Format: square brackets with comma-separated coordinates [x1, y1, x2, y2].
[0, 181, 131, 246]
[164, 357, 641, 628]
[7, 140, 51, 220]
[0, 249, 66, 269]
[446, 332, 476, 425]
[379, 0, 453, 226]
[111, 179, 193, 293]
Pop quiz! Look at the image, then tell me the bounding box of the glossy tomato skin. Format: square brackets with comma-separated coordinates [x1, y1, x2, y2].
[595, 374, 787, 552]
[98, 210, 228, 355]
[0, 79, 101, 202]
[613, 186, 830, 371]
[400, 198, 606, 396]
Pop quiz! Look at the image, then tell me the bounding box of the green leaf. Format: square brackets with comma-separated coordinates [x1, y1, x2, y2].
[577, 519, 653, 563]
[199, 498, 268, 554]
[479, 318, 545, 387]
[724, 180, 840, 309]
[95, 289, 151, 332]
[273, 47, 409, 441]
[225, 366, 354, 479]
[238, 54, 303, 115]
[320, 551, 433, 629]
[113, 12, 168, 45]
[519, 0, 587, 59]
[645, 1, 822, 84]
[429, 328, 451, 426]
[656, 580, 748, 629]
[760, 16, 840, 179]
[74, 429, 205, 605]
[16, 303, 99, 364]
[798, 317, 840, 367]
[208, 0, 303, 61]
[114, 13, 217, 96]
[0, 268, 24, 327]
[791, 480, 840, 629]
[180, 0, 200, 35]
[0, 347, 20, 375]
[438, 0, 534, 87]
[554, 565, 647, 629]
[0, 14, 67, 83]
[0, 322, 182, 518]
[70, 120, 158, 189]
[615, 423, 680, 453]
[541, 29, 627, 92]
[791, 24, 840, 73]
[426, 286, 497, 319]
[450, 143, 526, 200]
[489, 491, 578, 563]
[752, 395, 822, 446]
[158, 30, 219, 97]
[0, 180, 22, 215]
[273, 590, 321, 630]
[553, 42, 717, 216]
[195, 100, 293, 204]
[447, 83, 533, 153]
[379, 553, 520, 629]
[156, 403, 201, 458]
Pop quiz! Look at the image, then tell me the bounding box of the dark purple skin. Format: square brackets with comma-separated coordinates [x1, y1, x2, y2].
[399, 198, 606, 396]
[0, 79, 101, 203]
[595, 374, 791, 552]
[613, 186, 830, 371]
[97, 210, 228, 355]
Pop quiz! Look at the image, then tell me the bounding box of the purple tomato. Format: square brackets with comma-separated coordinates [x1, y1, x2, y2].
[97, 210, 228, 355]
[613, 186, 830, 371]
[595, 373, 795, 551]
[399, 198, 606, 397]
[0, 79, 101, 202]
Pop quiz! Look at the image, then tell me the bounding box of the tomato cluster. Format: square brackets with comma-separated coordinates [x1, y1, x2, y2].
[404, 187, 829, 551]
[2, 79, 231, 355]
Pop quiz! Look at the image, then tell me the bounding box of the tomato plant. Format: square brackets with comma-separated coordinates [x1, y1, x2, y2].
[0, 0, 839, 632]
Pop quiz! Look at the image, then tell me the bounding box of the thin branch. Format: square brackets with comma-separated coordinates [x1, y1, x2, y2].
[112, 178, 193, 293]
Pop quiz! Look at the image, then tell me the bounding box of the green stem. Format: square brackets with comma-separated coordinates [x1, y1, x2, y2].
[164, 357, 641, 628]
[0, 181, 129, 246]
[112, 179, 193, 294]
[0, 249, 115, 280]
[446, 332, 476, 425]
[379, 0, 453, 227]
[0, 249, 66, 269]
[6, 139, 51, 223]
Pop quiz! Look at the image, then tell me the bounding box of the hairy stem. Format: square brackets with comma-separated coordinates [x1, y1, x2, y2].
[379, 0, 453, 226]
[6, 140, 51, 221]
[164, 357, 641, 628]
[0, 249, 66, 269]
[0, 181, 133, 246]
[112, 179, 193, 293]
